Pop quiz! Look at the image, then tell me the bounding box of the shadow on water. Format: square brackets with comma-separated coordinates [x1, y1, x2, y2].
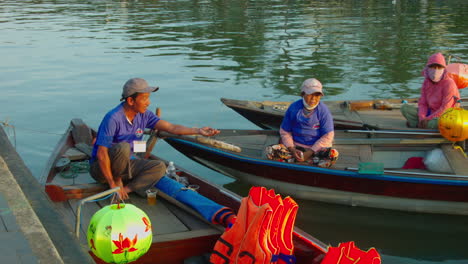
[224, 180, 468, 263]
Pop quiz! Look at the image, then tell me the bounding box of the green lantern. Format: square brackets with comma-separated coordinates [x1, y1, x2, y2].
[87, 203, 152, 263]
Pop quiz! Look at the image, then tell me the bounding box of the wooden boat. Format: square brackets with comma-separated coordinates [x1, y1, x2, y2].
[162, 129, 468, 216]
[41, 119, 328, 264]
[221, 97, 468, 130]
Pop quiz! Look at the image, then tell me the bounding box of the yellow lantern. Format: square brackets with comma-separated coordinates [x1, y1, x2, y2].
[87, 203, 152, 263]
[438, 107, 468, 142]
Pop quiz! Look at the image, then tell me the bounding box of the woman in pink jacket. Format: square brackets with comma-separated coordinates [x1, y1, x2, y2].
[401, 52, 460, 129]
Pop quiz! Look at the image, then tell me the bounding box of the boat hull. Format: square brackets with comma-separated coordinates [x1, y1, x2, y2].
[165, 137, 468, 215]
[43, 119, 328, 263]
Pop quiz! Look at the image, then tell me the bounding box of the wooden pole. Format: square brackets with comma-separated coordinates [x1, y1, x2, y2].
[144, 107, 161, 159]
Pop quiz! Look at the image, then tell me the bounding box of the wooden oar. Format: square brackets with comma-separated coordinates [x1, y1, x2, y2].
[144, 107, 161, 159]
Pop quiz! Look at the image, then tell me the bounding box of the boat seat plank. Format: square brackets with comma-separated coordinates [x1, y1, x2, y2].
[441, 144, 468, 175]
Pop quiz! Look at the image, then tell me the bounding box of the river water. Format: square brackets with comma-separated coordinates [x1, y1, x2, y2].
[1, 0, 467, 263]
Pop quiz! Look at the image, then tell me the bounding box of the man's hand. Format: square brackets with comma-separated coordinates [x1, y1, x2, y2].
[199, 127, 220, 137]
[110, 179, 129, 200]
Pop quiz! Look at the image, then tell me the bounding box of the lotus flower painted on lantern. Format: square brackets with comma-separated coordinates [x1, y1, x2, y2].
[112, 233, 138, 254]
[142, 217, 151, 232]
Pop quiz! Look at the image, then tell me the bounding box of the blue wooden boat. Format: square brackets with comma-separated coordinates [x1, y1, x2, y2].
[162, 129, 468, 215]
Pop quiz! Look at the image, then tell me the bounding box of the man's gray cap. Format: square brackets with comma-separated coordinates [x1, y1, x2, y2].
[121, 78, 159, 101]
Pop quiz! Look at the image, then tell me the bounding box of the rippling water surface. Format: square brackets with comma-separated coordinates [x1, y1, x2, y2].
[1, 1, 467, 263]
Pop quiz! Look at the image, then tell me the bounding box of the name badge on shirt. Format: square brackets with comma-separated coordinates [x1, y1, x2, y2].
[133, 141, 146, 153]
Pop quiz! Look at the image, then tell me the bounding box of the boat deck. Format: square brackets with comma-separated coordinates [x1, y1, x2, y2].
[212, 131, 468, 180]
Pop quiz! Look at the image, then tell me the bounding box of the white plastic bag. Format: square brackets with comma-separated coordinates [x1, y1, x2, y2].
[424, 148, 452, 173]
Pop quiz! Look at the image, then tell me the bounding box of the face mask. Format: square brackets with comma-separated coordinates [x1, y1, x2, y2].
[303, 98, 318, 110]
[427, 68, 444, 82]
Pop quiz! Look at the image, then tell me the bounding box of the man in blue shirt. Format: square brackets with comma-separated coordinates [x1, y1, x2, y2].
[90, 78, 220, 200]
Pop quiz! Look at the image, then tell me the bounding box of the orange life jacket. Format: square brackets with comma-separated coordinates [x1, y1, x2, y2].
[250, 187, 283, 264]
[210, 195, 273, 264]
[321, 241, 381, 264]
[276, 196, 298, 264]
[210, 187, 298, 264]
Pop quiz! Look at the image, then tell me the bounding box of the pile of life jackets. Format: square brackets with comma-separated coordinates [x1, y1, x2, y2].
[210, 186, 298, 264]
[321, 241, 381, 264]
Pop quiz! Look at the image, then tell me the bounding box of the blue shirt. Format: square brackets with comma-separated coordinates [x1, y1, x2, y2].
[90, 103, 160, 162]
[280, 100, 334, 146]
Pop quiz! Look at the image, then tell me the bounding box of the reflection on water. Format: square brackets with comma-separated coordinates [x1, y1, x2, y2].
[1, 1, 468, 263]
[225, 180, 468, 263]
[2, 0, 467, 100]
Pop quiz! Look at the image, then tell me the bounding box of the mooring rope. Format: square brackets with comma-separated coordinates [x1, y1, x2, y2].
[1, 119, 17, 148]
[1, 119, 65, 149]
[59, 161, 90, 179]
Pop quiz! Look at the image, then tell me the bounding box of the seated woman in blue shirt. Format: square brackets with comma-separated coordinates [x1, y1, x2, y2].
[278, 78, 338, 168]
